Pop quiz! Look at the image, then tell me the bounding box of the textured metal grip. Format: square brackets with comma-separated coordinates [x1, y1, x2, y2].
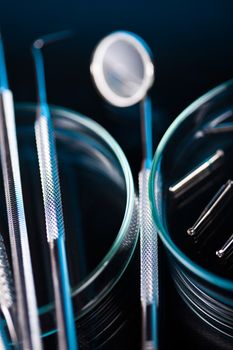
[0, 234, 14, 309]
[0, 234, 18, 346]
[139, 169, 158, 304]
[35, 109, 78, 350]
[0, 90, 42, 350]
[35, 111, 65, 242]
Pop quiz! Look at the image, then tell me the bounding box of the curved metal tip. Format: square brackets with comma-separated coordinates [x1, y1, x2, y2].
[32, 29, 73, 104]
[33, 39, 44, 50]
[32, 30, 73, 50]
[216, 249, 224, 258]
[187, 228, 195, 236]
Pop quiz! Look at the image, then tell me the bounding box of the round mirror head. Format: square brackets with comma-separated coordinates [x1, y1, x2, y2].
[90, 31, 154, 107]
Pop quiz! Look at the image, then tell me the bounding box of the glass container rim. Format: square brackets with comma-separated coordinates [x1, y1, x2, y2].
[15, 102, 137, 297]
[149, 78, 233, 292]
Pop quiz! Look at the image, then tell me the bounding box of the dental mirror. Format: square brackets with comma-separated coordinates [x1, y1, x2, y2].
[91, 31, 158, 350]
[90, 31, 154, 108]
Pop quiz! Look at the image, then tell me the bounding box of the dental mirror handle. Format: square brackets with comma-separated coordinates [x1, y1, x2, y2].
[90, 31, 158, 349]
[141, 96, 153, 169]
[140, 96, 158, 350]
[139, 168, 158, 350]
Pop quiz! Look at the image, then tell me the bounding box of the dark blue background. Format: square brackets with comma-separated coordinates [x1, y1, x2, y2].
[1, 2, 233, 348]
[1, 0, 233, 120]
[1, 0, 233, 174]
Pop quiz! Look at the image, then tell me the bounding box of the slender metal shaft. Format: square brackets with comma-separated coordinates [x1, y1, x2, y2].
[140, 97, 158, 350]
[187, 180, 233, 238]
[200, 122, 233, 136]
[32, 33, 78, 350]
[0, 36, 42, 350]
[141, 97, 153, 169]
[169, 150, 224, 199]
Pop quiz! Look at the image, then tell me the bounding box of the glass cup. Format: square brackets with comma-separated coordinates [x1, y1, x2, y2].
[2, 104, 139, 349]
[150, 80, 233, 344]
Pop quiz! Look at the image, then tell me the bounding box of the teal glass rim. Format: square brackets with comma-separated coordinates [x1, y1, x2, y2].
[15, 103, 138, 319]
[149, 79, 233, 292]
